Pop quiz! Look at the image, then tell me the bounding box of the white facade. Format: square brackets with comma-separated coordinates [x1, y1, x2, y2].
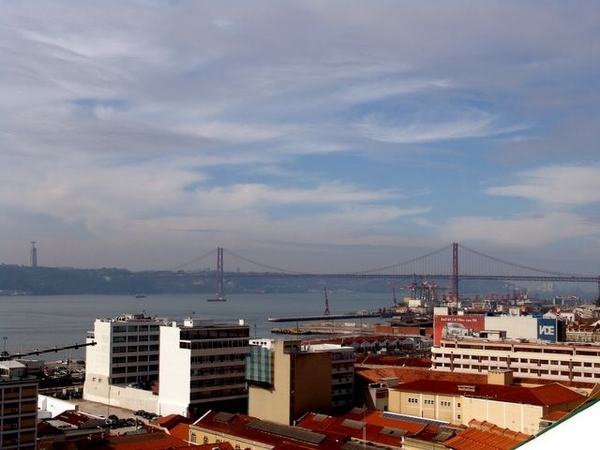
[431, 339, 600, 384]
[483, 316, 540, 340]
[83, 313, 170, 404]
[158, 318, 250, 418]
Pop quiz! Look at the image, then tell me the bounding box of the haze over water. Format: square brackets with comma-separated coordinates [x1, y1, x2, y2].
[0, 292, 394, 360]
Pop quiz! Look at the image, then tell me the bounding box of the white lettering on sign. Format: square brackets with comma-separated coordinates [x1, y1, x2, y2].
[539, 325, 555, 335]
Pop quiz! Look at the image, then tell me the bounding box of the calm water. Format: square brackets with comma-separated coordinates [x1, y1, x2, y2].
[0, 292, 394, 360]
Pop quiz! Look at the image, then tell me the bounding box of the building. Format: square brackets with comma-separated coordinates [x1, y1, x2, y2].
[83, 312, 169, 406]
[387, 372, 586, 434]
[431, 338, 600, 384]
[189, 409, 348, 450]
[158, 318, 250, 418]
[246, 339, 354, 425]
[0, 360, 38, 450]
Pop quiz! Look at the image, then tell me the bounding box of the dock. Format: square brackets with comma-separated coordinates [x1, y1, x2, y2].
[267, 311, 391, 322]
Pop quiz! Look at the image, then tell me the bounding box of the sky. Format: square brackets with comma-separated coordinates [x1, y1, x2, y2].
[1, 1, 599, 278]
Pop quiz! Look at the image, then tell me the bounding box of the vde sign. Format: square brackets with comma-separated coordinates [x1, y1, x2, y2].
[537, 318, 557, 341]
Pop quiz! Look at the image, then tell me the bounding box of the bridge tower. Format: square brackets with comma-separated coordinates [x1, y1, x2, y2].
[212, 247, 225, 301]
[450, 242, 459, 301]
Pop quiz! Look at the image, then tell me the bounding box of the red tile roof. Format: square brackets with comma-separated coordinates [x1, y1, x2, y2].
[169, 422, 190, 441]
[540, 411, 568, 422]
[356, 366, 488, 385]
[391, 380, 585, 407]
[297, 409, 460, 447]
[443, 426, 531, 450]
[54, 410, 98, 427]
[192, 410, 347, 450]
[152, 413, 191, 430]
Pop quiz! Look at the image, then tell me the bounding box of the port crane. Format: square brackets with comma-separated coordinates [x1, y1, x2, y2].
[0, 341, 96, 361]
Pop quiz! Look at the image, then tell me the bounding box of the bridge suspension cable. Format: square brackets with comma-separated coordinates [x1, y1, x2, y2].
[222, 249, 314, 275]
[352, 244, 453, 275]
[169, 248, 217, 271]
[458, 244, 583, 277]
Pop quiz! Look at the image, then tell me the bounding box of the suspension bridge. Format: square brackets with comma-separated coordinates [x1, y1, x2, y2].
[172, 243, 600, 301]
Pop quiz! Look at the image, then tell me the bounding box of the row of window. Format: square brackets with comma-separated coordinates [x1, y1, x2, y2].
[190, 354, 247, 364]
[112, 345, 159, 353]
[112, 325, 160, 333]
[190, 386, 246, 400]
[179, 339, 248, 350]
[434, 363, 599, 379]
[190, 367, 245, 377]
[437, 353, 600, 368]
[407, 398, 455, 408]
[112, 335, 159, 343]
[441, 342, 600, 358]
[112, 354, 159, 364]
[190, 376, 246, 389]
[180, 329, 250, 340]
[111, 364, 158, 375]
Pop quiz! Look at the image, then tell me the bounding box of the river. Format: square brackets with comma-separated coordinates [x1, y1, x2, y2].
[0, 291, 395, 360]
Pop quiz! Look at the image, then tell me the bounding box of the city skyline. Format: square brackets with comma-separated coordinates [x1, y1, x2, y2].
[1, 1, 599, 274]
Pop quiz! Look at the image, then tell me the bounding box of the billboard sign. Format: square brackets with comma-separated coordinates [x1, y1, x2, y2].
[434, 315, 485, 346]
[537, 318, 558, 342]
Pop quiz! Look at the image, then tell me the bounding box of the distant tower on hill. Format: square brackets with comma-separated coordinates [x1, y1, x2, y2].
[30, 241, 37, 267]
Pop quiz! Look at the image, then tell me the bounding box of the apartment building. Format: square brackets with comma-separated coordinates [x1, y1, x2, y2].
[83, 312, 170, 404]
[0, 361, 38, 450]
[431, 339, 600, 384]
[158, 318, 250, 419]
[246, 339, 354, 425]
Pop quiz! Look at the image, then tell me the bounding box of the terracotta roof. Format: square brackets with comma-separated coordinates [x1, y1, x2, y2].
[540, 411, 568, 422]
[153, 413, 191, 430]
[391, 380, 585, 407]
[297, 408, 460, 447]
[104, 431, 193, 450]
[54, 410, 97, 427]
[444, 426, 531, 450]
[356, 366, 488, 385]
[529, 383, 586, 406]
[193, 410, 346, 450]
[356, 355, 432, 367]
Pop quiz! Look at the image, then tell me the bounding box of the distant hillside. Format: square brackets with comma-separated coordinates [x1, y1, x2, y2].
[0, 264, 564, 298]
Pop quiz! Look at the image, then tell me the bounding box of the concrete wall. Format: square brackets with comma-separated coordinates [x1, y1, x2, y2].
[484, 316, 538, 340]
[461, 396, 542, 434]
[157, 323, 191, 417]
[292, 351, 331, 420]
[83, 381, 159, 413]
[248, 340, 292, 424]
[38, 395, 79, 418]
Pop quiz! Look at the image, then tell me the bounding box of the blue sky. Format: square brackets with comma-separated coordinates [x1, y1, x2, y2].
[0, 1, 599, 277]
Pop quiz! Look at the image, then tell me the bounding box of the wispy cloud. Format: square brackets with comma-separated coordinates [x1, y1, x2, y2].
[0, 1, 598, 272]
[486, 164, 600, 207]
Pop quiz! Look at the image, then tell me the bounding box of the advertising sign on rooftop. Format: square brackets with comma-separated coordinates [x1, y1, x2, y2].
[537, 318, 558, 342]
[433, 315, 485, 346]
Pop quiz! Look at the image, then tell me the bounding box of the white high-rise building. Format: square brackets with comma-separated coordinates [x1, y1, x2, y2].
[158, 318, 250, 418]
[83, 313, 170, 403]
